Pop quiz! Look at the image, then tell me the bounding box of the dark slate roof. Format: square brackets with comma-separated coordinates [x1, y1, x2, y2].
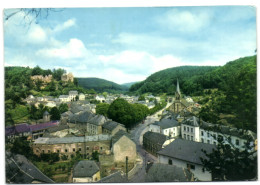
[88, 115, 107, 126]
[102, 121, 124, 131]
[69, 111, 94, 123]
[157, 117, 180, 129]
[73, 160, 99, 178]
[157, 139, 216, 165]
[70, 102, 85, 114]
[98, 171, 127, 183]
[145, 163, 193, 182]
[6, 152, 54, 183]
[46, 124, 69, 133]
[29, 121, 59, 132]
[143, 131, 167, 146]
[112, 130, 131, 145]
[181, 116, 200, 127]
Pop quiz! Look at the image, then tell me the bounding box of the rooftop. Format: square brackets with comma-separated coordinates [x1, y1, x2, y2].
[157, 138, 216, 165]
[73, 160, 99, 178]
[143, 131, 167, 146]
[102, 121, 124, 131]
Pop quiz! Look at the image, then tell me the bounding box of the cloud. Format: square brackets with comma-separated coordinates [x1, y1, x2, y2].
[36, 38, 89, 59]
[156, 8, 211, 32]
[53, 18, 76, 33]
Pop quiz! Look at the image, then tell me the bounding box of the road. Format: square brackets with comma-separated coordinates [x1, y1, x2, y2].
[128, 102, 172, 182]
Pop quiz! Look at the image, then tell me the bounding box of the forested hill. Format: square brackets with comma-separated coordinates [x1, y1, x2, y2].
[129, 66, 219, 95]
[76, 77, 128, 92]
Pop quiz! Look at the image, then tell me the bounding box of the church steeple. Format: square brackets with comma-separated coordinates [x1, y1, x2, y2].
[175, 79, 181, 101]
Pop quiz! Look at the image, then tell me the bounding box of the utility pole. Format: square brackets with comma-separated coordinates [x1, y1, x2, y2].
[126, 156, 128, 180]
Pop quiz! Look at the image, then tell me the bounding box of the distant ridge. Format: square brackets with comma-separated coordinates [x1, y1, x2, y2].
[76, 77, 128, 92]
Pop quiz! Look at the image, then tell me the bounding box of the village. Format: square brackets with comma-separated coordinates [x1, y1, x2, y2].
[5, 75, 257, 183]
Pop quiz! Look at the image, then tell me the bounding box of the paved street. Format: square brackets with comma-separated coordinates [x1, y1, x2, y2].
[128, 102, 172, 182]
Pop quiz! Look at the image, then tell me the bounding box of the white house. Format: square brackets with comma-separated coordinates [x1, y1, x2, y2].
[73, 160, 100, 182]
[157, 139, 216, 181]
[69, 90, 78, 101]
[59, 95, 70, 103]
[149, 117, 180, 138]
[95, 95, 106, 102]
[79, 93, 85, 101]
[181, 116, 200, 142]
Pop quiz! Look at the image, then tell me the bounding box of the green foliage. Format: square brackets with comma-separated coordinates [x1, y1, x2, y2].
[52, 68, 66, 81]
[130, 66, 218, 95]
[76, 77, 128, 93]
[138, 95, 146, 101]
[96, 103, 110, 117]
[10, 137, 34, 159]
[201, 136, 257, 181]
[59, 103, 68, 114]
[91, 151, 99, 162]
[50, 107, 60, 120]
[107, 98, 135, 129]
[132, 104, 149, 122]
[40, 153, 60, 164]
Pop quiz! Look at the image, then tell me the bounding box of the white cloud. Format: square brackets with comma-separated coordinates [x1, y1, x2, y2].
[53, 18, 76, 33]
[36, 38, 89, 59]
[26, 25, 47, 44]
[157, 8, 211, 32]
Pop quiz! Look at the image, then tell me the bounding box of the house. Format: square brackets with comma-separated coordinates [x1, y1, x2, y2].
[147, 102, 155, 109]
[145, 163, 194, 182]
[79, 93, 85, 101]
[73, 160, 100, 182]
[143, 131, 175, 156]
[157, 138, 216, 181]
[5, 123, 31, 141]
[69, 90, 78, 101]
[33, 135, 111, 158]
[6, 152, 54, 183]
[102, 121, 126, 136]
[169, 79, 189, 113]
[59, 95, 70, 102]
[87, 114, 107, 135]
[96, 95, 106, 102]
[181, 116, 200, 142]
[44, 124, 70, 138]
[45, 101, 56, 108]
[29, 121, 60, 140]
[111, 130, 136, 163]
[149, 117, 180, 138]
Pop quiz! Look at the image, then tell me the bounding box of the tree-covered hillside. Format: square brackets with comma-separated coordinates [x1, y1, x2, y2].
[76, 77, 128, 93]
[129, 66, 219, 95]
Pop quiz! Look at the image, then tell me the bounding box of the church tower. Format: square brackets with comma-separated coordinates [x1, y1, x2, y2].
[175, 79, 181, 101]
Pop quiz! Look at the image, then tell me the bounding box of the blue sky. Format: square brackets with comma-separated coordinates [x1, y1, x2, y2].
[4, 6, 256, 84]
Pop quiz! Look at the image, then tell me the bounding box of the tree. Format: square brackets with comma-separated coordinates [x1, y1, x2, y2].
[200, 135, 257, 181]
[138, 95, 146, 101]
[50, 107, 60, 120]
[10, 137, 33, 159]
[59, 103, 68, 114]
[96, 103, 110, 117]
[107, 98, 135, 129]
[53, 68, 66, 81]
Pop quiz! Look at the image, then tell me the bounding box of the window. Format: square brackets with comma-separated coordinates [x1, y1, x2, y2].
[42, 150, 45, 153]
[191, 136, 194, 141]
[100, 147, 103, 150]
[184, 134, 186, 139]
[187, 135, 190, 140]
[213, 141, 217, 145]
[213, 134, 217, 139]
[65, 149, 68, 152]
[73, 148, 75, 152]
[187, 164, 195, 170]
[184, 126, 186, 131]
[48, 150, 50, 153]
[191, 128, 193, 133]
[207, 140, 210, 144]
[86, 146, 89, 150]
[207, 132, 210, 137]
[57, 150, 60, 153]
[201, 131, 204, 136]
[187, 127, 189, 132]
[168, 159, 173, 165]
[201, 138, 204, 143]
[79, 148, 82, 151]
[236, 139, 240, 146]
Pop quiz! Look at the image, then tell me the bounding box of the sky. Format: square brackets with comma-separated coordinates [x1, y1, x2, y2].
[3, 6, 256, 84]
